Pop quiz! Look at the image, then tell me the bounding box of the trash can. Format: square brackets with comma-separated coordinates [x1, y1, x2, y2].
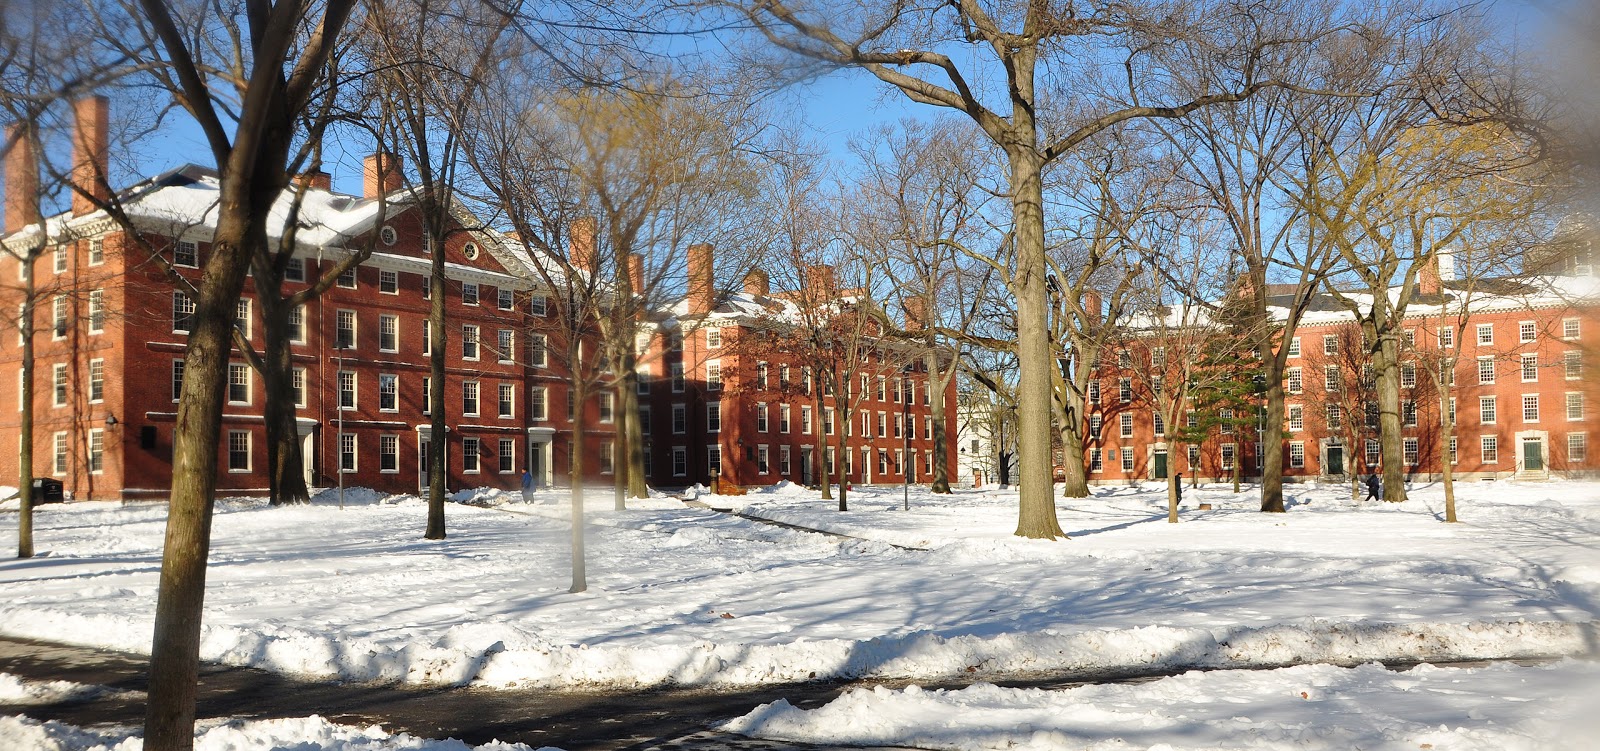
[30, 478, 64, 503]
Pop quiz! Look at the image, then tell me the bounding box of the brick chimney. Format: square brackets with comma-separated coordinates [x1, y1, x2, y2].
[71, 96, 111, 216]
[1081, 290, 1102, 322]
[363, 152, 403, 198]
[687, 243, 714, 315]
[805, 263, 836, 300]
[295, 170, 332, 191]
[1418, 255, 1441, 296]
[904, 296, 927, 331]
[570, 217, 597, 274]
[626, 252, 644, 295]
[743, 268, 769, 297]
[5, 122, 40, 234]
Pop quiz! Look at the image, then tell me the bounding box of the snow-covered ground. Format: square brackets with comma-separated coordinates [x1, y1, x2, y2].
[1, 479, 1597, 748]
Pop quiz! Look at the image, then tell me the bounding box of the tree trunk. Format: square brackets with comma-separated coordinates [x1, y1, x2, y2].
[569, 377, 588, 593]
[1439, 376, 1457, 522]
[928, 352, 951, 493]
[1373, 331, 1407, 502]
[1009, 144, 1065, 539]
[619, 357, 646, 501]
[1259, 366, 1288, 513]
[425, 254, 448, 539]
[1166, 430, 1180, 524]
[144, 222, 257, 751]
[17, 271, 35, 559]
[258, 292, 310, 505]
[835, 398, 849, 511]
[814, 387, 831, 500]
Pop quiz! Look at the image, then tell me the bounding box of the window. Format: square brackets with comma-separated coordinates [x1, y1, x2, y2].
[88, 290, 104, 333]
[462, 282, 479, 306]
[463, 381, 480, 416]
[1121, 450, 1134, 472]
[1366, 439, 1381, 467]
[671, 404, 687, 433]
[1288, 337, 1301, 357]
[52, 363, 67, 407]
[1564, 318, 1580, 341]
[877, 411, 887, 438]
[1523, 394, 1539, 423]
[1288, 405, 1304, 432]
[705, 328, 721, 348]
[1120, 413, 1134, 438]
[1289, 442, 1305, 468]
[88, 359, 104, 402]
[380, 269, 398, 294]
[1521, 354, 1538, 382]
[598, 392, 614, 423]
[1365, 403, 1379, 430]
[1450, 436, 1458, 465]
[801, 405, 812, 434]
[531, 385, 550, 422]
[337, 265, 357, 288]
[925, 415, 933, 440]
[1568, 393, 1585, 421]
[825, 447, 836, 474]
[1153, 412, 1165, 436]
[757, 445, 770, 474]
[1287, 367, 1303, 394]
[228, 363, 251, 404]
[529, 294, 548, 316]
[498, 383, 515, 418]
[175, 240, 198, 267]
[292, 367, 307, 407]
[88, 429, 104, 473]
[530, 334, 547, 368]
[708, 444, 723, 476]
[1476, 324, 1493, 346]
[779, 365, 791, 390]
[707, 401, 721, 432]
[1215, 443, 1232, 472]
[779, 404, 791, 433]
[1324, 365, 1340, 392]
[1480, 396, 1496, 424]
[1570, 434, 1588, 464]
[599, 442, 615, 474]
[497, 288, 514, 311]
[877, 376, 887, 402]
[421, 274, 431, 299]
[878, 450, 889, 476]
[423, 377, 431, 415]
[229, 430, 251, 472]
[339, 371, 356, 409]
[706, 361, 721, 390]
[1403, 437, 1419, 465]
[1520, 321, 1536, 343]
[1401, 363, 1416, 388]
[173, 292, 195, 333]
[1326, 404, 1341, 430]
[1089, 448, 1103, 472]
[1567, 351, 1583, 380]
[88, 237, 104, 265]
[1088, 381, 1100, 405]
[1089, 414, 1102, 438]
[1117, 350, 1131, 368]
[1118, 378, 1131, 403]
[825, 408, 836, 436]
[1323, 335, 1338, 356]
[462, 437, 480, 473]
[1477, 357, 1495, 384]
[379, 374, 398, 411]
[461, 325, 480, 359]
[669, 363, 685, 392]
[780, 445, 792, 476]
[285, 257, 305, 282]
[1481, 436, 1499, 463]
[672, 446, 687, 476]
[1438, 327, 1454, 348]
[1403, 400, 1417, 427]
[288, 305, 306, 344]
[1448, 397, 1456, 426]
[756, 402, 769, 432]
[381, 435, 399, 472]
[336, 310, 356, 349]
[379, 314, 398, 352]
[171, 360, 185, 401]
[638, 405, 652, 433]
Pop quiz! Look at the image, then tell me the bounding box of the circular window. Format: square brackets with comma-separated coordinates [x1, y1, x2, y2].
[463, 242, 479, 260]
[380, 225, 397, 246]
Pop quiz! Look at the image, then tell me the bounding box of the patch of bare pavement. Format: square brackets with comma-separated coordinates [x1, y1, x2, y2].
[0, 637, 920, 750]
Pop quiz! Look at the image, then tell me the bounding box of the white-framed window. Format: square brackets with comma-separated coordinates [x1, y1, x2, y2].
[227, 362, 251, 404]
[779, 404, 791, 433]
[1326, 403, 1342, 430]
[801, 405, 812, 434]
[780, 445, 792, 476]
[1403, 437, 1419, 465]
[925, 415, 933, 440]
[497, 288, 514, 311]
[231, 298, 252, 339]
[1477, 357, 1495, 384]
[88, 358, 104, 403]
[463, 380, 480, 416]
[229, 430, 252, 472]
[497, 329, 514, 363]
[1564, 318, 1580, 341]
[88, 289, 105, 333]
[598, 392, 614, 423]
[1118, 378, 1131, 403]
[288, 305, 306, 344]
[461, 282, 479, 306]
[1519, 320, 1537, 343]
[529, 334, 547, 367]
[1323, 334, 1338, 355]
[705, 328, 721, 348]
[530, 386, 548, 421]
[380, 225, 398, 245]
[380, 269, 398, 294]
[285, 257, 305, 282]
[671, 403, 687, 434]
[825, 407, 836, 436]
[422, 377, 431, 415]
[1476, 323, 1493, 346]
[1089, 414, 1102, 438]
[757, 444, 770, 474]
[1481, 435, 1498, 463]
[825, 447, 836, 475]
[877, 411, 887, 438]
[779, 365, 790, 390]
[1324, 365, 1340, 392]
[1522, 394, 1540, 423]
[1121, 449, 1134, 472]
[1153, 411, 1165, 437]
[1402, 400, 1417, 427]
[338, 371, 356, 410]
[1119, 412, 1134, 438]
[878, 450, 889, 476]
[88, 237, 104, 265]
[707, 444, 722, 475]
[1089, 448, 1103, 472]
[756, 402, 769, 432]
[670, 363, 685, 392]
[171, 360, 185, 402]
[380, 435, 399, 473]
[877, 376, 887, 402]
[1288, 404, 1304, 432]
[52, 363, 67, 407]
[337, 265, 357, 289]
[379, 314, 398, 352]
[52, 431, 67, 474]
[1088, 380, 1100, 405]
[498, 437, 515, 473]
[88, 428, 104, 473]
[672, 446, 687, 476]
[1219, 443, 1236, 471]
[1570, 433, 1588, 464]
[1480, 396, 1496, 424]
[1366, 439, 1381, 467]
[461, 324, 479, 360]
[1289, 441, 1305, 468]
[336, 309, 357, 349]
[706, 360, 722, 391]
[379, 373, 398, 412]
[529, 294, 547, 316]
[1438, 327, 1454, 348]
[498, 383, 515, 419]
[1401, 363, 1416, 388]
[1117, 350, 1131, 368]
[1450, 436, 1458, 465]
[1288, 337, 1301, 357]
[638, 405, 652, 434]
[292, 367, 307, 408]
[1448, 397, 1456, 426]
[1567, 351, 1583, 380]
[175, 240, 198, 267]
[599, 441, 615, 474]
[1521, 354, 1538, 382]
[1402, 329, 1415, 348]
[462, 437, 480, 473]
[48, 295, 67, 339]
[707, 401, 721, 432]
[1287, 367, 1303, 395]
[1568, 393, 1585, 421]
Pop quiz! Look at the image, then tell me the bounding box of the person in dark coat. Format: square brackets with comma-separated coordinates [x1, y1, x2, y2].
[1174, 473, 1183, 503]
[1363, 474, 1380, 502]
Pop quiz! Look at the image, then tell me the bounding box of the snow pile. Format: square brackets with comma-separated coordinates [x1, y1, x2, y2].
[723, 659, 1600, 751]
[0, 714, 555, 751]
[0, 673, 124, 705]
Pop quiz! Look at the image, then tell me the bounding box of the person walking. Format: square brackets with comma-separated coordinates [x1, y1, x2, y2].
[1363, 473, 1380, 502]
[1174, 473, 1183, 504]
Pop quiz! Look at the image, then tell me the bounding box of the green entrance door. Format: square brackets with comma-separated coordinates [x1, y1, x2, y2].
[1153, 450, 1168, 479]
[1326, 445, 1344, 475]
[1523, 439, 1544, 471]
